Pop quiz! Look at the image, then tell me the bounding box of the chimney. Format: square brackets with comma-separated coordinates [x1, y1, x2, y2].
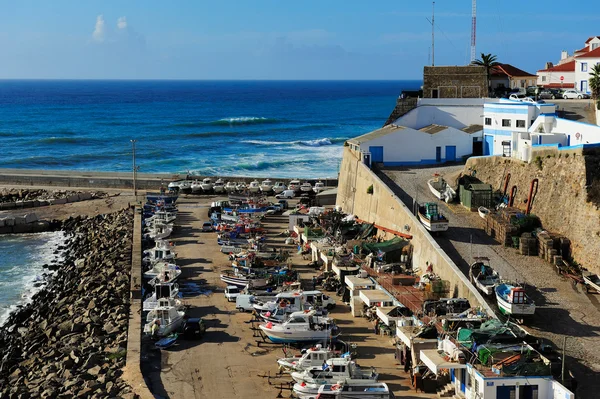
[561, 50, 569, 60]
[544, 62, 554, 69]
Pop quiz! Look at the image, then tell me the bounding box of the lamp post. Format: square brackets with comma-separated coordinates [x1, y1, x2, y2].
[130, 139, 137, 198]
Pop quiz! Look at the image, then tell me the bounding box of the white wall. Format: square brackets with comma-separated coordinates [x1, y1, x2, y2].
[574, 57, 600, 93]
[537, 71, 575, 87]
[394, 99, 484, 130]
[358, 127, 477, 165]
[529, 116, 600, 145]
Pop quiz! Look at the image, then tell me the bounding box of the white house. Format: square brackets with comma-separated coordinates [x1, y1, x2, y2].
[537, 60, 575, 89]
[574, 45, 600, 94]
[483, 100, 556, 156]
[346, 98, 484, 167]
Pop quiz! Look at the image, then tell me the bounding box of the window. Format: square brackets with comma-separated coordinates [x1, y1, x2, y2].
[484, 117, 492, 126]
[582, 63, 588, 72]
[520, 80, 526, 88]
[502, 119, 511, 127]
[542, 76, 546, 82]
[592, 43, 599, 50]
[516, 120, 526, 128]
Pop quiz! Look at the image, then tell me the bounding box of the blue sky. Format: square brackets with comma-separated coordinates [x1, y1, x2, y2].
[0, 0, 597, 79]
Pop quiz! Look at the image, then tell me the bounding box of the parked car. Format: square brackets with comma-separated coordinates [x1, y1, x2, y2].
[275, 190, 295, 199]
[509, 93, 527, 101]
[562, 89, 590, 99]
[538, 89, 560, 100]
[180, 317, 206, 339]
[202, 221, 214, 232]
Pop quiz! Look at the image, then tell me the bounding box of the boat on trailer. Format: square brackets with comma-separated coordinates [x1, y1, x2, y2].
[427, 175, 456, 203]
[259, 310, 339, 344]
[260, 179, 274, 193]
[469, 257, 500, 296]
[417, 203, 449, 232]
[213, 178, 225, 193]
[495, 283, 535, 319]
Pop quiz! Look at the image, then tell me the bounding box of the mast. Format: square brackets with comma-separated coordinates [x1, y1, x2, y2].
[470, 0, 477, 63]
[431, 1, 435, 66]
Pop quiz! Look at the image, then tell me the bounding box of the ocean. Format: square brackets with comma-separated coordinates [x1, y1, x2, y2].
[0, 80, 421, 178]
[0, 232, 65, 326]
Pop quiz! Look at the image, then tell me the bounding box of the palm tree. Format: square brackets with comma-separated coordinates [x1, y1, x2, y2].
[472, 53, 500, 95]
[588, 63, 600, 102]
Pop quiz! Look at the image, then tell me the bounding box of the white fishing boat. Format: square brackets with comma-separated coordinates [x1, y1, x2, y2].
[143, 240, 176, 263]
[417, 203, 449, 232]
[315, 383, 393, 399]
[272, 182, 286, 194]
[146, 222, 173, 240]
[288, 180, 301, 191]
[277, 344, 348, 373]
[427, 175, 456, 203]
[200, 177, 213, 192]
[146, 210, 177, 226]
[248, 180, 260, 193]
[478, 206, 490, 219]
[143, 298, 186, 337]
[144, 261, 181, 281]
[219, 270, 269, 289]
[236, 182, 247, 192]
[582, 271, 600, 293]
[259, 310, 339, 344]
[495, 283, 535, 318]
[178, 180, 192, 192]
[190, 180, 203, 193]
[213, 178, 225, 193]
[225, 181, 237, 193]
[260, 179, 274, 193]
[469, 257, 500, 296]
[313, 181, 327, 194]
[300, 182, 313, 192]
[143, 282, 181, 311]
[291, 358, 378, 384]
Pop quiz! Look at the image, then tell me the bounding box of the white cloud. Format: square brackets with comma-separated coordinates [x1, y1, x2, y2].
[117, 17, 127, 30]
[92, 15, 105, 42]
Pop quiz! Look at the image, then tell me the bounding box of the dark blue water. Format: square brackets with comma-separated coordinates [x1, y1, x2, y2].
[0, 80, 420, 178]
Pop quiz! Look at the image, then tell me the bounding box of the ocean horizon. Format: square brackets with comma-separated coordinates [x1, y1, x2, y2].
[0, 79, 422, 179]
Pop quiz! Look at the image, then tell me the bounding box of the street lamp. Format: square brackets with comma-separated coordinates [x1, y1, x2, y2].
[130, 139, 137, 197]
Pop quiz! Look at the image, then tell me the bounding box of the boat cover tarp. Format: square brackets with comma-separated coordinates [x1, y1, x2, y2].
[361, 237, 408, 254]
[356, 223, 376, 240]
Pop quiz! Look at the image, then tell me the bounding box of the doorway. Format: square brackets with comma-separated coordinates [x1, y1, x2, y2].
[435, 146, 442, 162]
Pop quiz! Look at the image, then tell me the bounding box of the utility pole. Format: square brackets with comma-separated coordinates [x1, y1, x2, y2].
[130, 139, 137, 198]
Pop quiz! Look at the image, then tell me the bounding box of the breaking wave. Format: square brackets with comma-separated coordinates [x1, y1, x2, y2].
[172, 117, 282, 128]
[242, 137, 347, 147]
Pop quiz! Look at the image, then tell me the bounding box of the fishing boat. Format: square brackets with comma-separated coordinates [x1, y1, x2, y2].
[288, 180, 301, 191]
[478, 206, 490, 219]
[291, 358, 378, 384]
[146, 222, 173, 240]
[219, 270, 269, 289]
[272, 182, 286, 194]
[213, 179, 225, 193]
[146, 210, 177, 226]
[495, 283, 535, 318]
[225, 181, 237, 193]
[143, 240, 176, 263]
[143, 282, 181, 311]
[144, 261, 181, 281]
[260, 179, 274, 193]
[427, 175, 456, 203]
[417, 203, 449, 232]
[190, 180, 203, 194]
[313, 181, 327, 194]
[469, 257, 500, 296]
[200, 178, 213, 192]
[300, 182, 313, 192]
[277, 344, 349, 373]
[178, 180, 192, 193]
[143, 298, 185, 337]
[248, 180, 260, 193]
[259, 310, 339, 344]
[315, 383, 393, 399]
[236, 182, 247, 192]
[583, 271, 600, 293]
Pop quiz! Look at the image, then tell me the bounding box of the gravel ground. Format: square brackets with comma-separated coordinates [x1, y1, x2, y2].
[380, 164, 600, 398]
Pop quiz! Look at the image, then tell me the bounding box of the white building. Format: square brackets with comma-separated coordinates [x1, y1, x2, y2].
[483, 100, 556, 156]
[483, 99, 600, 160]
[346, 99, 484, 167]
[537, 60, 575, 89]
[574, 45, 600, 94]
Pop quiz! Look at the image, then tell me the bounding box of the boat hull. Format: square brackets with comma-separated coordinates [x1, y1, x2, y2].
[220, 274, 268, 289]
[418, 212, 449, 232]
[259, 325, 336, 344]
[495, 285, 535, 317]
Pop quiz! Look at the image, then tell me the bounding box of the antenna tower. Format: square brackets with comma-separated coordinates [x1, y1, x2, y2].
[470, 0, 477, 63]
[431, 1, 435, 66]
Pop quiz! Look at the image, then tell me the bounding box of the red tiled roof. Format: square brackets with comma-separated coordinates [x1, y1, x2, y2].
[585, 36, 600, 44]
[574, 46, 589, 53]
[541, 83, 575, 89]
[491, 63, 535, 77]
[537, 60, 575, 73]
[576, 47, 600, 58]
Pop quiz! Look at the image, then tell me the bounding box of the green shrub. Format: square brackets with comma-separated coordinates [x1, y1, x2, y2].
[367, 184, 374, 194]
[534, 156, 543, 170]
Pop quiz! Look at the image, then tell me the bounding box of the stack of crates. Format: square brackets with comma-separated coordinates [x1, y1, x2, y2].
[519, 232, 538, 256]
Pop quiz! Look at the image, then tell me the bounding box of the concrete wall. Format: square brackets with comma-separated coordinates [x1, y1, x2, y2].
[336, 147, 492, 313]
[423, 66, 487, 99]
[395, 100, 484, 130]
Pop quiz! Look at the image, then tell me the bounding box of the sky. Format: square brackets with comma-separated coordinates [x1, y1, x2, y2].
[0, 0, 598, 80]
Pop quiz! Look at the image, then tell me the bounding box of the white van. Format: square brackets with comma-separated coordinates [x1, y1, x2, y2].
[235, 294, 256, 312]
[224, 285, 240, 302]
[275, 190, 295, 199]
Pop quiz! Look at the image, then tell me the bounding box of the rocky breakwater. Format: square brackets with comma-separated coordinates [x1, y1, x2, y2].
[0, 210, 135, 398]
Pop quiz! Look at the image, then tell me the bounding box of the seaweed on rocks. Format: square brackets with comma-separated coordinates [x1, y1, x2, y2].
[0, 209, 135, 398]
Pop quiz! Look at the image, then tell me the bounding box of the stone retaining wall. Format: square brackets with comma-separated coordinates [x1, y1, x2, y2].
[0, 213, 56, 234]
[0, 192, 96, 210]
